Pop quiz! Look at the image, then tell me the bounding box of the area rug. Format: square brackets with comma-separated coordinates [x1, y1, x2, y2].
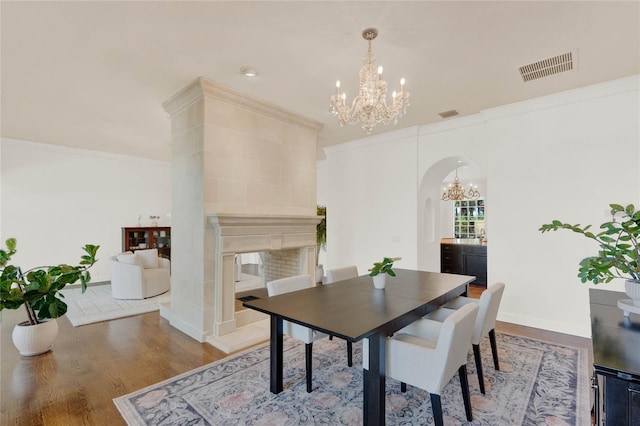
[114, 332, 589, 425]
[60, 284, 171, 327]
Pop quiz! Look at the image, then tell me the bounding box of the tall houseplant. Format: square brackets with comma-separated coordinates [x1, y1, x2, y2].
[539, 203, 640, 313]
[316, 205, 326, 263]
[315, 205, 326, 283]
[0, 237, 99, 355]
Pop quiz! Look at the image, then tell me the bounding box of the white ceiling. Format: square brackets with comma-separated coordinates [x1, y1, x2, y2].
[2, 1, 638, 161]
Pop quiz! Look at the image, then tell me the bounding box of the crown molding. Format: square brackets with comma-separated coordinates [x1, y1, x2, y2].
[163, 77, 324, 133]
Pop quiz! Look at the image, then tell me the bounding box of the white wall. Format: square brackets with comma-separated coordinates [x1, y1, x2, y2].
[484, 76, 638, 336]
[1, 138, 171, 282]
[323, 75, 639, 337]
[324, 127, 419, 275]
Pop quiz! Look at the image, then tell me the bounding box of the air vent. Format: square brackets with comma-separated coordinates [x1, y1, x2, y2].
[519, 51, 576, 82]
[438, 109, 459, 118]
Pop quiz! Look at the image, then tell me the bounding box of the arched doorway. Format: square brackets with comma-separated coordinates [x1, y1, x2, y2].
[417, 157, 486, 272]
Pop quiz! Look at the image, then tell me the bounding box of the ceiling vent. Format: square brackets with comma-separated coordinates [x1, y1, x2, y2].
[518, 51, 576, 82]
[438, 109, 459, 118]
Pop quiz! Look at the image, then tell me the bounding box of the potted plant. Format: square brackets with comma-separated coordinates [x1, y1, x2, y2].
[539, 203, 640, 314]
[316, 205, 326, 284]
[0, 238, 99, 356]
[369, 257, 401, 289]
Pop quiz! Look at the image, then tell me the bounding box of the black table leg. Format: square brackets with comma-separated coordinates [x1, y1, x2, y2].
[270, 316, 283, 394]
[363, 333, 386, 425]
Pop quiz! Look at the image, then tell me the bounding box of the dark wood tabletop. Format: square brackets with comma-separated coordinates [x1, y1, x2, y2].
[243, 268, 474, 342]
[243, 268, 475, 426]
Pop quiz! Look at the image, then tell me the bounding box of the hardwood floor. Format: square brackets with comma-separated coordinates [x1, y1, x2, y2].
[1, 307, 226, 426]
[1, 284, 592, 425]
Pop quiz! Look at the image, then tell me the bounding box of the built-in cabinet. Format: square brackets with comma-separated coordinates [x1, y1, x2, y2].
[440, 240, 487, 287]
[122, 227, 171, 259]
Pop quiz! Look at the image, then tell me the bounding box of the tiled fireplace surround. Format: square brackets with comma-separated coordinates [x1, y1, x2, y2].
[160, 77, 323, 353]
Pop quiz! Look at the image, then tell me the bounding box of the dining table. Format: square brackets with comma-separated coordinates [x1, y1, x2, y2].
[242, 268, 475, 425]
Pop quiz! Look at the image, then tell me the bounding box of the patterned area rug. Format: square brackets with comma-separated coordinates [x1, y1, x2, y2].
[114, 332, 589, 425]
[60, 284, 170, 327]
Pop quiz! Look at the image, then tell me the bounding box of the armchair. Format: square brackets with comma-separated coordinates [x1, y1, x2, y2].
[109, 249, 170, 300]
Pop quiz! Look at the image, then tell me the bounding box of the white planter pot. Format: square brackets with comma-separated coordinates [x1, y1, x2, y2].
[373, 274, 386, 289]
[12, 318, 59, 356]
[625, 279, 640, 307]
[315, 265, 324, 284]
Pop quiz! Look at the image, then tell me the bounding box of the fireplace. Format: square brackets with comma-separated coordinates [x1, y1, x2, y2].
[161, 77, 322, 354]
[205, 213, 321, 353]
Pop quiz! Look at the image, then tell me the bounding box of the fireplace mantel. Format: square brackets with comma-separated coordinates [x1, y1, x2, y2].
[205, 213, 322, 353]
[208, 213, 321, 230]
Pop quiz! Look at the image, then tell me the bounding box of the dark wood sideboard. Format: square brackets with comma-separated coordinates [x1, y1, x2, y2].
[590, 289, 640, 425]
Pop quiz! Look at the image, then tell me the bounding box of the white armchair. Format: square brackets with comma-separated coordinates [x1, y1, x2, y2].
[109, 249, 170, 300]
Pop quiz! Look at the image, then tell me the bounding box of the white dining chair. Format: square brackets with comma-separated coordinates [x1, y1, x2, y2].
[325, 265, 358, 366]
[326, 265, 358, 283]
[425, 282, 506, 394]
[266, 274, 328, 393]
[363, 303, 479, 426]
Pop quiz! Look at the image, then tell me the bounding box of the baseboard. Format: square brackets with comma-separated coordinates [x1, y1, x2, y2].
[65, 280, 111, 289]
[498, 312, 591, 338]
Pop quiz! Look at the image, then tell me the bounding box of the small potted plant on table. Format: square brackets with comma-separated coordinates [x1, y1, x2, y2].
[369, 257, 401, 289]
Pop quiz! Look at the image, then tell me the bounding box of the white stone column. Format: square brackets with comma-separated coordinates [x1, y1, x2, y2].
[215, 252, 237, 336]
[162, 78, 322, 344]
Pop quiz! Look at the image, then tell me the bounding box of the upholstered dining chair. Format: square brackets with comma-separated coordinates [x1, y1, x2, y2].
[266, 274, 328, 393]
[425, 282, 506, 394]
[325, 265, 358, 367]
[326, 265, 358, 283]
[363, 303, 479, 426]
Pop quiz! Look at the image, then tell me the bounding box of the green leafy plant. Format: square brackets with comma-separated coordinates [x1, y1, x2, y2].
[316, 205, 326, 264]
[0, 238, 100, 325]
[539, 203, 640, 284]
[369, 257, 402, 277]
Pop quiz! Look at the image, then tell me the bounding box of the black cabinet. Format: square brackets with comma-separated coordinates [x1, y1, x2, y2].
[440, 244, 464, 274]
[591, 289, 640, 425]
[440, 242, 487, 287]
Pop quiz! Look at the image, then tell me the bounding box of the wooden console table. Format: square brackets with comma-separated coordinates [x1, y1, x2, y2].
[590, 289, 640, 425]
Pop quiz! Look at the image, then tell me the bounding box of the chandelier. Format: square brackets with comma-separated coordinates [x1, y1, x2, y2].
[329, 28, 410, 134]
[441, 169, 481, 201]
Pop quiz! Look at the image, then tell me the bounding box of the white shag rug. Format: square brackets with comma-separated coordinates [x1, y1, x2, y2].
[60, 284, 170, 327]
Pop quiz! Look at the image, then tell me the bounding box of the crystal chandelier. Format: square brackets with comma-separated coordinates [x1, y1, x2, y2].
[441, 169, 480, 201]
[329, 28, 410, 134]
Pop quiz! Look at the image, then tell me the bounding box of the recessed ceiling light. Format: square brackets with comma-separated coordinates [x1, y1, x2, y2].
[438, 109, 459, 118]
[240, 66, 258, 77]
